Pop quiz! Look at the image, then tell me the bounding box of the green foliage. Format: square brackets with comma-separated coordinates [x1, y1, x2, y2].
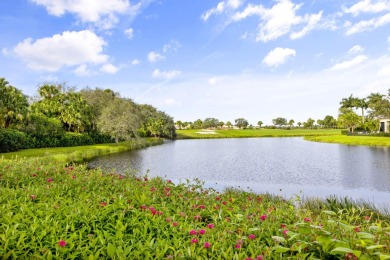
[272, 117, 287, 127]
[0, 78, 29, 128]
[235, 118, 249, 129]
[0, 158, 389, 258]
[0, 129, 30, 152]
[202, 118, 219, 129]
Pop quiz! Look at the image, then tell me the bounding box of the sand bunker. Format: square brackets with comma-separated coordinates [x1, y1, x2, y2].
[195, 131, 219, 135]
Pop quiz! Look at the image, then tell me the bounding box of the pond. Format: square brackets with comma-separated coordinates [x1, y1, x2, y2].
[88, 138, 390, 207]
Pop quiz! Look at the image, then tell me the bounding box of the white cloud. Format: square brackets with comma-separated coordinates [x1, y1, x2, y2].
[152, 69, 181, 79]
[1, 48, 9, 56]
[100, 63, 120, 74]
[124, 28, 134, 40]
[31, 0, 136, 29]
[231, 1, 322, 42]
[290, 11, 323, 40]
[328, 55, 368, 71]
[201, 0, 244, 21]
[346, 13, 390, 35]
[74, 64, 94, 77]
[377, 66, 390, 76]
[163, 40, 181, 53]
[131, 59, 141, 65]
[148, 51, 165, 63]
[343, 0, 390, 16]
[13, 30, 108, 72]
[208, 77, 223, 85]
[262, 47, 296, 68]
[348, 45, 365, 54]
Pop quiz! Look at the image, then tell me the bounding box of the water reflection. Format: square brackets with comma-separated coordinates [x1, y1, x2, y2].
[89, 138, 390, 207]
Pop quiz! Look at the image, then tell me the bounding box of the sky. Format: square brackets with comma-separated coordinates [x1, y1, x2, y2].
[1, 0, 390, 125]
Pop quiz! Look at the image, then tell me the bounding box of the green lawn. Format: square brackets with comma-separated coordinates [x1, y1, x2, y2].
[305, 135, 390, 147]
[0, 138, 163, 163]
[176, 129, 342, 139]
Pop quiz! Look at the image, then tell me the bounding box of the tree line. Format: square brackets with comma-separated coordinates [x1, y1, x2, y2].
[0, 78, 176, 152]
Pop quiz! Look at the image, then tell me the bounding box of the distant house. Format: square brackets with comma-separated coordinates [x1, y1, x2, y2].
[379, 119, 390, 132]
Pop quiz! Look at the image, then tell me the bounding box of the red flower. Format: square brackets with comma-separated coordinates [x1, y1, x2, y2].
[32, 173, 37, 177]
[207, 223, 214, 229]
[189, 230, 197, 235]
[58, 240, 67, 247]
[364, 216, 371, 220]
[191, 238, 198, 244]
[222, 201, 227, 205]
[235, 244, 241, 249]
[30, 195, 37, 200]
[204, 242, 211, 248]
[304, 218, 311, 222]
[150, 187, 156, 192]
[72, 175, 76, 179]
[166, 218, 171, 222]
[100, 202, 107, 207]
[260, 215, 267, 221]
[256, 256, 263, 260]
[172, 222, 179, 227]
[194, 215, 201, 220]
[47, 178, 53, 183]
[248, 234, 256, 240]
[280, 224, 286, 228]
[199, 229, 206, 235]
[354, 227, 361, 232]
[140, 205, 147, 210]
[283, 229, 289, 236]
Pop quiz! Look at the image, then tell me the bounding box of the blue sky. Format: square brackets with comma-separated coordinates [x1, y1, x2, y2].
[1, 0, 390, 125]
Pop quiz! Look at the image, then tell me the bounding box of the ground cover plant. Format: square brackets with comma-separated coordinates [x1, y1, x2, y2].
[1, 158, 389, 259]
[305, 135, 390, 147]
[176, 129, 341, 139]
[0, 138, 162, 163]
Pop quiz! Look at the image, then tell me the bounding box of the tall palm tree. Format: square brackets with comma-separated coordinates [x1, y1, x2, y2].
[355, 98, 368, 123]
[339, 94, 358, 112]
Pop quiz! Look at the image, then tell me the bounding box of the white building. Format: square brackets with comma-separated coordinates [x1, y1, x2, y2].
[379, 119, 390, 132]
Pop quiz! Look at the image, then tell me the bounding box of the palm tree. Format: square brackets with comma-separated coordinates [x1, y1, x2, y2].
[355, 98, 368, 123]
[339, 94, 358, 112]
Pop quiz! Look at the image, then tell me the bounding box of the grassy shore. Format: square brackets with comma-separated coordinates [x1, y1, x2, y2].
[0, 158, 389, 259]
[176, 129, 341, 139]
[0, 138, 163, 163]
[305, 135, 390, 147]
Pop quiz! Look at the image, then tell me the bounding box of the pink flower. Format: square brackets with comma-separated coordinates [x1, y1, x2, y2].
[235, 244, 241, 249]
[167, 179, 172, 183]
[260, 215, 267, 221]
[100, 202, 107, 207]
[364, 216, 371, 221]
[199, 229, 206, 235]
[47, 178, 53, 183]
[199, 204, 205, 209]
[58, 240, 67, 247]
[222, 201, 227, 205]
[32, 173, 37, 177]
[204, 242, 211, 248]
[207, 223, 214, 229]
[189, 230, 197, 235]
[172, 222, 179, 227]
[150, 187, 156, 192]
[280, 224, 286, 228]
[304, 218, 311, 222]
[30, 195, 37, 200]
[140, 205, 147, 210]
[166, 218, 171, 222]
[191, 238, 199, 244]
[179, 212, 186, 217]
[256, 256, 263, 260]
[72, 175, 76, 179]
[283, 229, 289, 236]
[354, 227, 361, 232]
[248, 234, 256, 240]
[194, 215, 201, 220]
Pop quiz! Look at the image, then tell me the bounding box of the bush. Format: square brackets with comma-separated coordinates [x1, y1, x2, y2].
[59, 132, 94, 147]
[0, 129, 30, 152]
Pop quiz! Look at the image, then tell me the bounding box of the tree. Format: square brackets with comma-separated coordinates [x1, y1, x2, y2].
[235, 118, 249, 129]
[0, 78, 29, 128]
[317, 119, 324, 129]
[272, 117, 287, 127]
[339, 94, 358, 112]
[338, 111, 360, 133]
[323, 115, 335, 128]
[355, 98, 368, 124]
[97, 98, 141, 143]
[226, 121, 232, 129]
[176, 120, 183, 130]
[202, 118, 219, 129]
[297, 122, 302, 128]
[257, 121, 263, 128]
[192, 119, 203, 129]
[288, 119, 294, 127]
[304, 118, 315, 129]
[218, 121, 224, 128]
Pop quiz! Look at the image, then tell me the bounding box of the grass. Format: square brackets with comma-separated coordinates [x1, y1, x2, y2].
[176, 129, 342, 139]
[305, 135, 390, 147]
[0, 138, 163, 163]
[0, 158, 389, 259]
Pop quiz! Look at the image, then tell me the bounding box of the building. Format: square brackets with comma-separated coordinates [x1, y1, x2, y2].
[379, 119, 390, 132]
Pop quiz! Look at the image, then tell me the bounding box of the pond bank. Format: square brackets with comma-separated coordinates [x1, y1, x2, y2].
[305, 135, 390, 147]
[0, 137, 163, 163]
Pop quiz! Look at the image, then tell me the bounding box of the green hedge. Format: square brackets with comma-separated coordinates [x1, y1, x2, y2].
[0, 129, 30, 152]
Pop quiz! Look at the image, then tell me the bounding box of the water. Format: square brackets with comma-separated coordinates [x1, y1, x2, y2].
[88, 138, 390, 207]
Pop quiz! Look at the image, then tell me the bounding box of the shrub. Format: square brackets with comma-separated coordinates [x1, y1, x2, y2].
[0, 129, 30, 152]
[59, 132, 94, 147]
